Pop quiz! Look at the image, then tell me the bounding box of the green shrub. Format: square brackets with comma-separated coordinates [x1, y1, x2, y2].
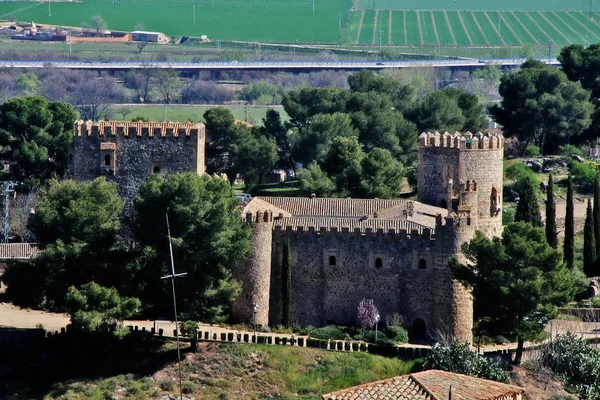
[310, 325, 345, 340]
[295, 325, 315, 336]
[159, 380, 175, 392]
[182, 382, 195, 394]
[559, 145, 584, 157]
[385, 326, 409, 344]
[525, 144, 540, 157]
[424, 341, 508, 383]
[542, 333, 600, 398]
[505, 162, 537, 183]
[571, 161, 596, 193]
[502, 208, 515, 225]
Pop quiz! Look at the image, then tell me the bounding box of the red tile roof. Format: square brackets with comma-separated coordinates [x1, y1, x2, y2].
[322, 370, 524, 400]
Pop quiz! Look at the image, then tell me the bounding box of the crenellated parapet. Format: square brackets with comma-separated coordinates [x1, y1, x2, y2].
[418, 131, 503, 150]
[245, 210, 273, 224]
[273, 222, 435, 241]
[73, 120, 205, 138]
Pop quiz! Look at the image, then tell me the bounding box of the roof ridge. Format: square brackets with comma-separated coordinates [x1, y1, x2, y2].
[410, 372, 442, 400]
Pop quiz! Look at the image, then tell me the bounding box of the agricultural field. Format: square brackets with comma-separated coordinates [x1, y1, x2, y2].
[0, 0, 348, 43]
[1, 0, 600, 56]
[346, 9, 600, 47]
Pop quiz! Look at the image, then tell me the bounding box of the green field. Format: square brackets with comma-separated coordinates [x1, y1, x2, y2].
[0, 0, 348, 43]
[358, 0, 595, 11]
[2, 0, 600, 52]
[346, 9, 600, 47]
[108, 104, 289, 125]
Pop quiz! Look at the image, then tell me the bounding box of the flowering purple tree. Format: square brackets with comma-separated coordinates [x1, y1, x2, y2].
[357, 299, 379, 329]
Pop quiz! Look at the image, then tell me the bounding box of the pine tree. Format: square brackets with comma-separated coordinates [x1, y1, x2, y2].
[514, 177, 543, 227]
[594, 171, 600, 254]
[584, 198, 597, 276]
[281, 240, 292, 327]
[545, 174, 557, 248]
[564, 175, 575, 269]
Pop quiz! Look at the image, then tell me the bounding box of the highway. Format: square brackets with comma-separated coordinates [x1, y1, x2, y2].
[0, 58, 560, 70]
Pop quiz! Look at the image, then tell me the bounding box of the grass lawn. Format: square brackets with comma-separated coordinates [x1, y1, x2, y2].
[4, 340, 420, 399]
[108, 104, 288, 125]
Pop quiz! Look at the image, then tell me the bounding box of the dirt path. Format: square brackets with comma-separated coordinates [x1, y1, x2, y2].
[355, 9, 365, 45]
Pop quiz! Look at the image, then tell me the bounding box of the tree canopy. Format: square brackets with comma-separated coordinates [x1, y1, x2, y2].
[490, 59, 593, 153]
[133, 173, 251, 322]
[0, 96, 77, 186]
[450, 222, 574, 364]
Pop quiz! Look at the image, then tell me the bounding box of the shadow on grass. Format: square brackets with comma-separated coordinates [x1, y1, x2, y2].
[0, 328, 185, 399]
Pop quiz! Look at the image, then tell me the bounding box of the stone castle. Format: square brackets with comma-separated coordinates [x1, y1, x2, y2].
[72, 120, 205, 204]
[72, 121, 503, 343]
[234, 131, 504, 343]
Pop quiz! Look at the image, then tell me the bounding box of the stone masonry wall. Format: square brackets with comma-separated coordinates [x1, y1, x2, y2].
[72, 121, 205, 209]
[231, 211, 273, 326]
[273, 230, 439, 334]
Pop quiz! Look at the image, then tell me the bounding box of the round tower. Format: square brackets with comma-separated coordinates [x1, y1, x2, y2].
[418, 131, 504, 237]
[419, 131, 504, 343]
[231, 210, 273, 326]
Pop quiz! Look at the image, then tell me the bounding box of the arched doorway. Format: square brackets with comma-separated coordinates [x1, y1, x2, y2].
[410, 318, 427, 343]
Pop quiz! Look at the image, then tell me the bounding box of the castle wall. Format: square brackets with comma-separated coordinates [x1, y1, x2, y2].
[72, 120, 205, 208]
[272, 229, 438, 333]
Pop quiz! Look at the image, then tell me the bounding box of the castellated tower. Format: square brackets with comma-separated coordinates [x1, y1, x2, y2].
[72, 120, 205, 207]
[418, 131, 504, 343]
[231, 210, 274, 326]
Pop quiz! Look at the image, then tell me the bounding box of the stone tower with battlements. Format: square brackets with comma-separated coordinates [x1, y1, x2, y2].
[231, 210, 274, 326]
[419, 131, 504, 342]
[72, 120, 205, 206]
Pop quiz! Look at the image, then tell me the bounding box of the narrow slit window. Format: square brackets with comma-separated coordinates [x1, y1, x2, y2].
[329, 255, 336, 266]
[375, 257, 383, 268]
[419, 258, 427, 269]
[104, 154, 111, 166]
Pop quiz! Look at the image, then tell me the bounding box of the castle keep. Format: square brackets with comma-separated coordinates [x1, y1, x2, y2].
[72, 120, 205, 204]
[235, 131, 504, 343]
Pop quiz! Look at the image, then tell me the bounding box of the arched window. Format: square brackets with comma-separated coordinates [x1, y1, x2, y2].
[104, 154, 111, 166]
[153, 166, 161, 174]
[491, 186, 499, 216]
[375, 257, 383, 268]
[411, 318, 427, 342]
[329, 255, 336, 266]
[419, 258, 427, 269]
[440, 199, 447, 209]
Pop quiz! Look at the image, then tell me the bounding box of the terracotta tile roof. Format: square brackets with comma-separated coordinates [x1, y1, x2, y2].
[0, 243, 39, 259]
[275, 217, 430, 234]
[322, 370, 524, 400]
[255, 197, 411, 218]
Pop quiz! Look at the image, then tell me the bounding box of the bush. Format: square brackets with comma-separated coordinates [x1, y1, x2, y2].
[542, 333, 600, 398]
[159, 380, 174, 392]
[385, 326, 409, 344]
[505, 162, 537, 183]
[525, 144, 540, 157]
[502, 208, 515, 225]
[182, 382, 195, 394]
[571, 161, 596, 193]
[424, 341, 508, 383]
[559, 145, 584, 157]
[310, 325, 345, 340]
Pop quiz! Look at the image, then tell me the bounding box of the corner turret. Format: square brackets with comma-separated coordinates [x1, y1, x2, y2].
[231, 210, 274, 326]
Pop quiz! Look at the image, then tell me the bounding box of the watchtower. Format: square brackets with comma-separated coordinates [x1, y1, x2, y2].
[417, 131, 504, 237]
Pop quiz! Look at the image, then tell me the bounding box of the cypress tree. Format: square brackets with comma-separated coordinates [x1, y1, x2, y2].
[545, 174, 557, 248]
[514, 177, 543, 227]
[564, 175, 575, 269]
[281, 239, 292, 327]
[594, 171, 600, 254]
[584, 198, 597, 276]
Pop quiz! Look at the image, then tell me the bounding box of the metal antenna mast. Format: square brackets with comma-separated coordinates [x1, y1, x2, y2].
[161, 211, 187, 400]
[2, 182, 16, 244]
